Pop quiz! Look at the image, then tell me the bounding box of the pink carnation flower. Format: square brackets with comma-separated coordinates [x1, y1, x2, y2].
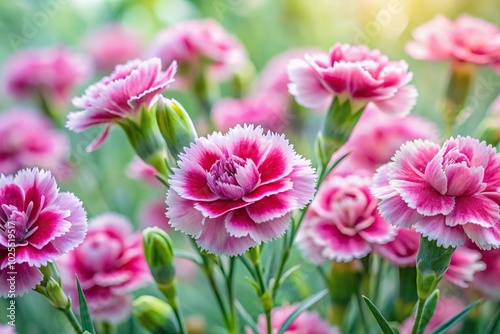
[298, 174, 395, 263]
[288, 43, 418, 116]
[212, 94, 288, 132]
[4, 47, 92, 106]
[406, 15, 500, 69]
[331, 105, 439, 174]
[127, 156, 162, 186]
[58, 213, 150, 322]
[472, 247, 500, 299]
[372, 136, 500, 250]
[249, 304, 339, 334]
[376, 227, 420, 267]
[148, 19, 247, 89]
[138, 199, 170, 231]
[0, 325, 16, 334]
[444, 246, 485, 288]
[66, 58, 177, 151]
[83, 23, 144, 73]
[166, 125, 316, 256]
[0, 109, 69, 176]
[0, 168, 87, 297]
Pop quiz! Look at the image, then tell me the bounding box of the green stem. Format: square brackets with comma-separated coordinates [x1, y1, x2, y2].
[226, 258, 238, 334]
[253, 260, 272, 334]
[411, 299, 426, 334]
[97, 321, 113, 334]
[61, 307, 84, 334]
[265, 310, 272, 334]
[201, 257, 230, 330]
[355, 284, 370, 334]
[172, 305, 188, 334]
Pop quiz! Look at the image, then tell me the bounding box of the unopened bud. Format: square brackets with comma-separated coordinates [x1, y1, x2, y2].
[46, 278, 70, 310]
[132, 295, 179, 334]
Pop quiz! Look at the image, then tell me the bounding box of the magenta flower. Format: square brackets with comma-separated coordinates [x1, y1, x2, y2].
[212, 94, 288, 132]
[0, 109, 69, 176]
[288, 43, 418, 115]
[372, 136, 500, 250]
[66, 58, 177, 151]
[406, 15, 500, 70]
[4, 47, 92, 106]
[58, 213, 150, 322]
[148, 19, 247, 89]
[138, 199, 170, 232]
[444, 246, 485, 288]
[83, 23, 144, 73]
[0, 168, 87, 297]
[297, 174, 395, 263]
[376, 228, 420, 267]
[166, 125, 315, 256]
[472, 247, 500, 299]
[249, 304, 339, 334]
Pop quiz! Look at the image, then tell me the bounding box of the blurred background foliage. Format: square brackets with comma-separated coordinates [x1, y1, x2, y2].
[0, 0, 499, 333]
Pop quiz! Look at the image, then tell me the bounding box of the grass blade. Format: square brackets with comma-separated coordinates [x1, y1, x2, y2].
[76, 275, 96, 334]
[362, 295, 395, 334]
[277, 289, 328, 334]
[430, 299, 483, 334]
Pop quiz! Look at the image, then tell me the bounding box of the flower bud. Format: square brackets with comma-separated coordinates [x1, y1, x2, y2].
[132, 295, 180, 334]
[46, 278, 70, 310]
[156, 97, 197, 160]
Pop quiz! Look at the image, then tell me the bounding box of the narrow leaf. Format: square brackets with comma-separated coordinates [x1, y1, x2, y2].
[174, 249, 202, 265]
[362, 295, 395, 334]
[277, 289, 328, 334]
[485, 305, 500, 334]
[430, 299, 483, 334]
[279, 265, 301, 285]
[417, 290, 439, 334]
[235, 301, 258, 334]
[76, 275, 96, 334]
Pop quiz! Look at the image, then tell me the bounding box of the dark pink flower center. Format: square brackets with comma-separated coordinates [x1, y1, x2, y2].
[207, 155, 259, 199]
[0, 201, 38, 246]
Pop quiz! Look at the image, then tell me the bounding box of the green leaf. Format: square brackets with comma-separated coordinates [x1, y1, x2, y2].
[235, 301, 258, 334]
[417, 290, 440, 334]
[362, 295, 395, 334]
[76, 275, 96, 334]
[277, 289, 328, 334]
[430, 299, 483, 334]
[484, 305, 500, 334]
[278, 265, 301, 286]
[173, 249, 202, 265]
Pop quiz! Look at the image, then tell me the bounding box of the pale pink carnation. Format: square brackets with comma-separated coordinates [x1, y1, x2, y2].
[138, 199, 170, 231]
[472, 247, 500, 299]
[406, 15, 500, 70]
[400, 297, 466, 334]
[66, 58, 177, 151]
[331, 105, 439, 174]
[288, 43, 417, 116]
[0, 109, 69, 176]
[166, 125, 316, 256]
[127, 156, 161, 186]
[83, 23, 144, 73]
[444, 246, 485, 288]
[59, 213, 150, 322]
[212, 94, 288, 132]
[372, 137, 500, 250]
[376, 227, 420, 267]
[249, 304, 339, 334]
[4, 47, 92, 106]
[148, 19, 247, 89]
[298, 174, 395, 263]
[0, 168, 87, 297]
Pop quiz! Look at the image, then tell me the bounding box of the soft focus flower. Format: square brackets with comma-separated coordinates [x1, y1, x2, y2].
[59, 213, 150, 322]
[406, 15, 500, 70]
[212, 94, 288, 132]
[376, 227, 420, 267]
[148, 19, 247, 89]
[138, 199, 170, 231]
[331, 105, 439, 174]
[0, 109, 70, 176]
[4, 47, 92, 106]
[166, 125, 316, 256]
[372, 136, 500, 250]
[66, 58, 177, 151]
[444, 246, 485, 288]
[0, 325, 16, 334]
[83, 23, 144, 73]
[249, 304, 339, 334]
[472, 247, 500, 299]
[298, 174, 395, 263]
[400, 296, 466, 334]
[127, 156, 162, 186]
[288, 43, 417, 115]
[0, 168, 87, 297]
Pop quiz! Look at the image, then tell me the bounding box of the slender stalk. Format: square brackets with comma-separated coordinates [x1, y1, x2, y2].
[97, 321, 113, 334]
[172, 306, 188, 334]
[61, 307, 84, 334]
[226, 258, 238, 334]
[355, 286, 370, 334]
[201, 259, 230, 329]
[411, 299, 426, 334]
[253, 260, 272, 334]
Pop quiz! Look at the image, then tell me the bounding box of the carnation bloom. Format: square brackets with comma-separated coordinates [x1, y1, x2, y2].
[166, 125, 316, 256]
[212, 94, 288, 132]
[58, 213, 150, 322]
[376, 227, 420, 267]
[444, 246, 485, 288]
[0, 168, 87, 297]
[406, 15, 500, 69]
[249, 304, 339, 334]
[372, 136, 500, 250]
[331, 105, 439, 174]
[288, 43, 417, 115]
[4, 47, 92, 106]
[66, 58, 177, 151]
[472, 248, 500, 299]
[147, 19, 247, 89]
[0, 109, 69, 176]
[297, 174, 395, 263]
[83, 23, 144, 73]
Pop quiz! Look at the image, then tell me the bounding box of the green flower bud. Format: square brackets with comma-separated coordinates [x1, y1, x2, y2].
[132, 296, 180, 334]
[156, 97, 197, 160]
[46, 278, 70, 310]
